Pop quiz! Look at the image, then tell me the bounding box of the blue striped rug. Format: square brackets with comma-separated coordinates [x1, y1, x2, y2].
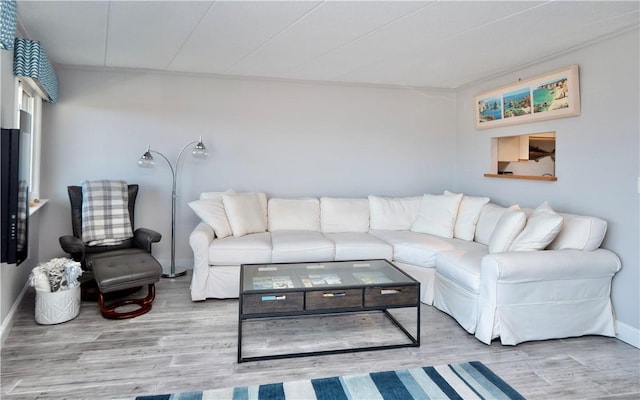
[124, 361, 524, 400]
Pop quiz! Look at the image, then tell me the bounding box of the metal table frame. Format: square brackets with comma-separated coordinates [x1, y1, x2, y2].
[237, 260, 420, 363]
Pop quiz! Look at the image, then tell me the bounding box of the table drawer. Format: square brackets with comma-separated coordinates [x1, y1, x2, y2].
[364, 286, 418, 307]
[242, 292, 304, 315]
[306, 289, 362, 311]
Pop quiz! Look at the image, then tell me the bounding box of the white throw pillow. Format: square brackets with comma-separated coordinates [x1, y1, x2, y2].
[444, 190, 490, 241]
[474, 203, 507, 245]
[188, 189, 235, 239]
[510, 201, 564, 251]
[410, 193, 463, 238]
[368, 195, 422, 230]
[268, 198, 320, 231]
[222, 192, 268, 237]
[488, 205, 527, 253]
[547, 213, 608, 251]
[320, 197, 370, 233]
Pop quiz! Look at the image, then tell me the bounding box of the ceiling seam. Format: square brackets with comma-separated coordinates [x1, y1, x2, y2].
[445, 0, 553, 41]
[282, 1, 437, 79]
[224, 0, 326, 72]
[164, 1, 217, 71]
[328, 0, 554, 85]
[102, 1, 111, 67]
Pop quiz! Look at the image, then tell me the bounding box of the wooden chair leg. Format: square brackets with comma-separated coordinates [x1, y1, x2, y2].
[98, 284, 156, 319]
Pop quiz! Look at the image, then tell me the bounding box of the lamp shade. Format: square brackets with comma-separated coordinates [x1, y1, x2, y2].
[193, 136, 208, 157]
[137, 146, 155, 167]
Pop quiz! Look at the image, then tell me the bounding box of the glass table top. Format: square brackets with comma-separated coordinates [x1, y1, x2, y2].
[240, 259, 416, 293]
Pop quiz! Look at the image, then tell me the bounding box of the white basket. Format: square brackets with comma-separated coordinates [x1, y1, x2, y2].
[35, 286, 81, 325]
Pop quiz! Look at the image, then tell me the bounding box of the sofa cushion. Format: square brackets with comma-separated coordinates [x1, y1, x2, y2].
[444, 191, 490, 241]
[368, 195, 422, 230]
[488, 206, 527, 253]
[223, 192, 268, 237]
[324, 232, 393, 261]
[320, 197, 370, 233]
[436, 249, 487, 293]
[268, 198, 320, 231]
[474, 203, 507, 245]
[188, 189, 235, 239]
[510, 202, 564, 251]
[370, 230, 485, 268]
[271, 230, 335, 263]
[547, 213, 607, 251]
[208, 232, 272, 265]
[411, 193, 463, 238]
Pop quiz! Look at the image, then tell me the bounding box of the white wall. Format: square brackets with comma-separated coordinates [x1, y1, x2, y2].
[0, 49, 12, 127]
[454, 29, 640, 341]
[0, 49, 43, 342]
[38, 69, 457, 270]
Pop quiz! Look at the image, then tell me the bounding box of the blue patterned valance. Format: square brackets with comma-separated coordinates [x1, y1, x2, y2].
[13, 38, 58, 103]
[0, 0, 17, 50]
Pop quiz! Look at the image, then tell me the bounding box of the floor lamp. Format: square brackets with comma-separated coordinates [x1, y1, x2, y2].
[138, 137, 208, 278]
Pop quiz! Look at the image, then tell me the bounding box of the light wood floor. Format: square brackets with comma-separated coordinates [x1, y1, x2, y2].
[1, 274, 639, 400]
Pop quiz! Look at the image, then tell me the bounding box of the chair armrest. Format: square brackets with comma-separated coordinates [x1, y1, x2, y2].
[59, 235, 85, 255]
[481, 249, 621, 283]
[134, 228, 162, 253]
[189, 222, 215, 301]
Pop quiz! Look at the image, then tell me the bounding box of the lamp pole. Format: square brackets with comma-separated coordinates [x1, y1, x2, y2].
[139, 138, 207, 278]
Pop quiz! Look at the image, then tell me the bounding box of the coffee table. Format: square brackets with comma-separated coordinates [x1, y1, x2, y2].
[238, 259, 420, 363]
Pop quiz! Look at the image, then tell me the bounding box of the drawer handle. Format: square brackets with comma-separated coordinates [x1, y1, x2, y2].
[380, 289, 400, 295]
[323, 292, 346, 298]
[261, 295, 287, 301]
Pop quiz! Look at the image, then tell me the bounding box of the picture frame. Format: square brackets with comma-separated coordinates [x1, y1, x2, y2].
[474, 65, 580, 130]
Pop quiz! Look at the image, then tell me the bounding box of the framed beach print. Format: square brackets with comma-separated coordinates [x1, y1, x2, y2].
[475, 65, 580, 130]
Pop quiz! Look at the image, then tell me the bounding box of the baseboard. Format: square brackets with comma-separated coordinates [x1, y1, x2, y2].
[616, 320, 640, 348]
[0, 281, 30, 347]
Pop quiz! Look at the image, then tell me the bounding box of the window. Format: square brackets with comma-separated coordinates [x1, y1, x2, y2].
[485, 131, 557, 181]
[16, 79, 42, 200]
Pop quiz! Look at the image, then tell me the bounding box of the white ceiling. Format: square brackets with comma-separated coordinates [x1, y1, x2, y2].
[15, 1, 640, 89]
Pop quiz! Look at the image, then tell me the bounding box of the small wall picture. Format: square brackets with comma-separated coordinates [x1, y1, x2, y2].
[503, 88, 532, 118]
[477, 96, 502, 123]
[474, 65, 580, 130]
[533, 77, 569, 113]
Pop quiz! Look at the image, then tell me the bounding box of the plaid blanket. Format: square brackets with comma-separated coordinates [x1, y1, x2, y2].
[81, 180, 133, 246]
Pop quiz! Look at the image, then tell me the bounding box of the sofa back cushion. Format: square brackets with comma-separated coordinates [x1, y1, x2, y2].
[488, 206, 527, 253]
[410, 193, 463, 238]
[368, 195, 422, 230]
[547, 213, 607, 251]
[320, 197, 370, 233]
[268, 198, 320, 231]
[474, 203, 507, 245]
[510, 201, 563, 251]
[444, 191, 490, 241]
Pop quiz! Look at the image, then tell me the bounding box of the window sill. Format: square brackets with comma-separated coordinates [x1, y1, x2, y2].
[484, 174, 557, 182]
[29, 199, 48, 216]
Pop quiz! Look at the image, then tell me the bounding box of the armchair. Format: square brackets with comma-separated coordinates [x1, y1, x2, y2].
[59, 184, 163, 319]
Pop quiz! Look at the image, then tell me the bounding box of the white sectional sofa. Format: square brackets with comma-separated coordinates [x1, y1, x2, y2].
[188, 190, 621, 345]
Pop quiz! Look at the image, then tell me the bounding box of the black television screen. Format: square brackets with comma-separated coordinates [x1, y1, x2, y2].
[1, 128, 29, 265]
